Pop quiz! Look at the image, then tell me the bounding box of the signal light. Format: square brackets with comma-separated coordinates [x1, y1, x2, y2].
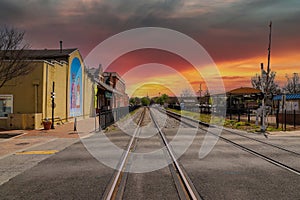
[51, 92, 56, 99]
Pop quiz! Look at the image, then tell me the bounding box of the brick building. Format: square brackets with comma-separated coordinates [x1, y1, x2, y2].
[87, 67, 129, 113]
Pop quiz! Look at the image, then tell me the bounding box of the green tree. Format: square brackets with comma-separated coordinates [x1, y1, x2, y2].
[129, 97, 136, 105]
[141, 97, 150, 106]
[129, 97, 141, 105]
[154, 94, 169, 105]
[134, 97, 141, 105]
[161, 94, 169, 102]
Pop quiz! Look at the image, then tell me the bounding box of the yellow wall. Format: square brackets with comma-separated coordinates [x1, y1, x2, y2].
[0, 61, 43, 129]
[42, 61, 68, 122]
[83, 69, 96, 117]
[0, 61, 44, 114]
[0, 119, 6, 128]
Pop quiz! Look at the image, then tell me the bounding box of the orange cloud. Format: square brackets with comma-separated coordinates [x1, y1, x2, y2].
[104, 47, 299, 97]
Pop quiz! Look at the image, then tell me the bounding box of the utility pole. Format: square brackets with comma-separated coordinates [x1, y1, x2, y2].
[199, 83, 202, 103]
[265, 21, 272, 101]
[260, 21, 272, 133]
[267, 21, 272, 76]
[261, 63, 266, 133]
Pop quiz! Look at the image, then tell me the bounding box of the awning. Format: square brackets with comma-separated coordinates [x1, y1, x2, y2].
[94, 77, 123, 95]
[273, 94, 300, 101]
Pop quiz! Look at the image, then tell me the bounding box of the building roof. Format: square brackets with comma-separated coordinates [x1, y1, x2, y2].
[273, 94, 300, 101]
[103, 72, 125, 84]
[85, 67, 124, 95]
[227, 87, 261, 95]
[1, 48, 77, 62]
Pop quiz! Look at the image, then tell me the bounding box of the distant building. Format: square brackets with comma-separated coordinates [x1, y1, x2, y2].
[226, 87, 262, 114]
[0, 48, 94, 129]
[273, 94, 300, 112]
[85, 66, 129, 129]
[103, 72, 129, 109]
[179, 96, 198, 111]
[87, 67, 129, 113]
[273, 94, 300, 125]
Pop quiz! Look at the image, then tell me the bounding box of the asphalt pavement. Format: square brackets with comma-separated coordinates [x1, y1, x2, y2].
[0, 118, 95, 186]
[0, 115, 299, 199]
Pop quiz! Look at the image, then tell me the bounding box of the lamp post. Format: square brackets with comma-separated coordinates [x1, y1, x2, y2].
[51, 81, 55, 129]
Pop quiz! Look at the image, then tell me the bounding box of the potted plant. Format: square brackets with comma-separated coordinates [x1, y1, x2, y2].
[43, 118, 52, 130]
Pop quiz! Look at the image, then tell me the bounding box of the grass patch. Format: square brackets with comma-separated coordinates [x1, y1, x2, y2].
[167, 108, 225, 125]
[224, 120, 235, 127]
[167, 108, 208, 122]
[266, 126, 282, 132]
[167, 108, 284, 132]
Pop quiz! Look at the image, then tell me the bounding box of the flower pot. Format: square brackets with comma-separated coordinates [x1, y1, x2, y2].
[43, 121, 52, 130]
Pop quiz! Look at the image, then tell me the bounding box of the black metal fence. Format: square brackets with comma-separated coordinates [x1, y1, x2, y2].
[99, 105, 140, 129]
[168, 104, 223, 115]
[226, 108, 300, 130]
[277, 110, 300, 130]
[227, 108, 253, 122]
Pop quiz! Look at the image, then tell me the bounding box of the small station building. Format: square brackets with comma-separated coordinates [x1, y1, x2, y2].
[0, 48, 94, 129]
[226, 87, 262, 114]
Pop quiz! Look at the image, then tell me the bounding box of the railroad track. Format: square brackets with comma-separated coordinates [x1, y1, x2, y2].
[165, 109, 300, 156]
[102, 107, 145, 200]
[102, 107, 201, 200]
[163, 108, 300, 176]
[149, 108, 201, 200]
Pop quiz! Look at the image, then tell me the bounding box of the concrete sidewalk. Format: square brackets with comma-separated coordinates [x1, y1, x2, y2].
[0, 117, 98, 185]
[0, 117, 97, 159]
[267, 130, 300, 136]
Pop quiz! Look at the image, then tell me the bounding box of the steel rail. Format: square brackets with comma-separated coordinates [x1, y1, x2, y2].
[149, 108, 201, 200]
[222, 127, 300, 156]
[104, 107, 146, 200]
[164, 109, 300, 176]
[210, 130, 300, 176]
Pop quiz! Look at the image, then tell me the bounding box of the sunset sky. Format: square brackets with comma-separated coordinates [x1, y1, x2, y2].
[1, 0, 299, 97]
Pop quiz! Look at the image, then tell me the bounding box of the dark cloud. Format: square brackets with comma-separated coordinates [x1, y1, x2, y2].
[0, 0, 299, 62]
[0, 0, 26, 23]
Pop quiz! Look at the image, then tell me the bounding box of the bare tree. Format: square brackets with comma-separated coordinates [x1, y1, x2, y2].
[251, 71, 281, 96]
[180, 88, 194, 97]
[0, 27, 32, 88]
[284, 73, 300, 94]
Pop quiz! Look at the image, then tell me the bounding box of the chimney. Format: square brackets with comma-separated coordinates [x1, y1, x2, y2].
[60, 40, 63, 53]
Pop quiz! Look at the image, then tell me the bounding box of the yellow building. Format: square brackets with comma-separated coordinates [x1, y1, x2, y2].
[0, 48, 95, 129]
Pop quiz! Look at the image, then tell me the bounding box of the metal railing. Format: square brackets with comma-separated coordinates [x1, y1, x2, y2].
[98, 105, 140, 129]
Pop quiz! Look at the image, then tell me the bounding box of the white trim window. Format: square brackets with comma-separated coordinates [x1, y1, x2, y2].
[0, 95, 13, 118]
